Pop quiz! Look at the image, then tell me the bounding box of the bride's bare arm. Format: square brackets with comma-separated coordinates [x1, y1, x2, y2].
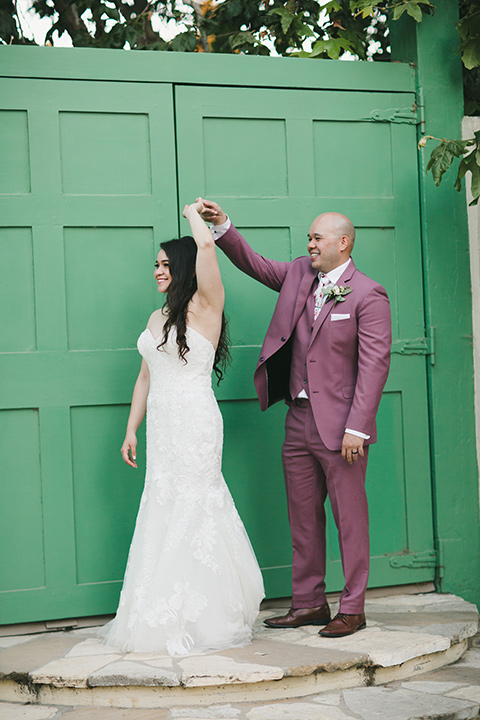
[121, 358, 150, 468]
[183, 200, 225, 314]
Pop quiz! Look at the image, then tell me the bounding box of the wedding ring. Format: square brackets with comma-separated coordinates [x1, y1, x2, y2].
[352, 451, 358, 455]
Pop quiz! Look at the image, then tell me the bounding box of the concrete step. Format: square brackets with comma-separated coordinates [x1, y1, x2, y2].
[0, 594, 478, 713]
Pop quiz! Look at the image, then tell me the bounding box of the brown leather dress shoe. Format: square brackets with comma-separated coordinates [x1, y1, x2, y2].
[264, 604, 331, 628]
[318, 612, 366, 637]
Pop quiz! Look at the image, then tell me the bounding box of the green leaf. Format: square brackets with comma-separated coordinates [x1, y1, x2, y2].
[393, 4, 407, 20]
[299, 23, 315, 38]
[32, 0, 56, 18]
[361, 6, 375, 19]
[351, 0, 376, 17]
[461, 38, 480, 70]
[125, 24, 139, 46]
[280, 12, 294, 34]
[319, 1, 342, 12]
[457, 149, 480, 206]
[419, 0, 436, 10]
[289, 14, 315, 38]
[456, 10, 480, 43]
[288, 50, 310, 57]
[406, 2, 423, 23]
[475, 131, 480, 166]
[308, 36, 352, 59]
[454, 152, 472, 192]
[426, 139, 470, 187]
[104, 6, 120, 21]
[268, 7, 295, 34]
[230, 31, 258, 48]
[469, 162, 480, 205]
[307, 41, 326, 57]
[229, 31, 269, 54]
[170, 30, 198, 52]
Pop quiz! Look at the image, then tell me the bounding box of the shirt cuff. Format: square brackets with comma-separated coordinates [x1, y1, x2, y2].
[345, 428, 370, 440]
[210, 216, 231, 240]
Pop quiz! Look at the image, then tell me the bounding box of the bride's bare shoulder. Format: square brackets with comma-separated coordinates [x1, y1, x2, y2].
[147, 307, 167, 333]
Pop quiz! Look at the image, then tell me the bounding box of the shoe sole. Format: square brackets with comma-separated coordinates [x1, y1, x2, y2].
[264, 619, 331, 628]
[318, 621, 367, 637]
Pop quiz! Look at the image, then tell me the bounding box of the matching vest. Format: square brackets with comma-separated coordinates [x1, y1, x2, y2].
[289, 277, 317, 400]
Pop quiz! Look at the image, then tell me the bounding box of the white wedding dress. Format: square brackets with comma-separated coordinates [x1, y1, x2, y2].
[101, 326, 264, 656]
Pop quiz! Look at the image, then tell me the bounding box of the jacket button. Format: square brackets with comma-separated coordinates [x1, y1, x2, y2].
[281, 336, 287, 342]
[259, 356, 265, 362]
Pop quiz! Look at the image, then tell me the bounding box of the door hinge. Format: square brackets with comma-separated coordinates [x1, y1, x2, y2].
[391, 328, 435, 365]
[416, 89, 426, 130]
[389, 550, 437, 569]
[368, 106, 419, 124]
[426, 326, 435, 366]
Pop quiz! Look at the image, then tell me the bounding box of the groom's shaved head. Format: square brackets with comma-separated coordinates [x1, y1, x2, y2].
[315, 212, 355, 250]
[308, 212, 356, 273]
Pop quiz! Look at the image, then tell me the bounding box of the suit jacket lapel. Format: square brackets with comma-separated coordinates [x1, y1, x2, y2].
[309, 259, 357, 346]
[292, 268, 317, 331]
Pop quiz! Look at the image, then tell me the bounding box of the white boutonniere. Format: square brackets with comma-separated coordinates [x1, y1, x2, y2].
[322, 285, 353, 306]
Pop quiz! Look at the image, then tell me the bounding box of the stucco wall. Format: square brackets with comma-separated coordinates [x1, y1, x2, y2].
[463, 117, 480, 506]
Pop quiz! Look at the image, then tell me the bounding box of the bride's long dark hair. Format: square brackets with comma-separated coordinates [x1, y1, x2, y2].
[157, 236, 230, 384]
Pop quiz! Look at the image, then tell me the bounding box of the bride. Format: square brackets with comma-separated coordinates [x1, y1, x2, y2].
[101, 200, 264, 656]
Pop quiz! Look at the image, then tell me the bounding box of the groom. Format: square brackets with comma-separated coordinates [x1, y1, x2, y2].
[201, 199, 391, 638]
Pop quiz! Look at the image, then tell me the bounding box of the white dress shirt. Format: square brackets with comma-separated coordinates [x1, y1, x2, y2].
[210, 217, 232, 239]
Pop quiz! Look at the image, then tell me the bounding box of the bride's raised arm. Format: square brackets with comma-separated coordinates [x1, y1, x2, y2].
[183, 200, 225, 314]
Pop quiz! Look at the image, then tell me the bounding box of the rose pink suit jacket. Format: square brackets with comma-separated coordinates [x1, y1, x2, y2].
[217, 225, 392, 450]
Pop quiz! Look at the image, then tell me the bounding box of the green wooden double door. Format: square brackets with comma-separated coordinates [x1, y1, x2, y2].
[0, 75, 435, 624]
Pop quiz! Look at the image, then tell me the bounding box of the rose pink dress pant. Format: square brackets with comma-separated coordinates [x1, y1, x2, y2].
[282, 401, 370, 614]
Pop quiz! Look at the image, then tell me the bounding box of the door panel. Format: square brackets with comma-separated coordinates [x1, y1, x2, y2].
[0, 78, 177, 624]
[221, 401, 291, 597]
[64, 227, 155, 351]
[0, 227, 36, 352]
[0, 409, 44, 592]
[175, 85, 434, 597]
[71, 405, 144, 586]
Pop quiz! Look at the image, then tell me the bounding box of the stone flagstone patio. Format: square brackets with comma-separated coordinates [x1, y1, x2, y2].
[0, 593, 478, 715]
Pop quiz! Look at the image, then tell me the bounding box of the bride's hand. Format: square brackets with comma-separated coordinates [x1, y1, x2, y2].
[121, 432, 138, 468]
[183, 200, 204, 219]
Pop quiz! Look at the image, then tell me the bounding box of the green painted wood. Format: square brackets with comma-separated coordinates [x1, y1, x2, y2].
[39, 407, 77, 593]
[221, 400, 292, 597]
[0, 75, 177, 624]
[70, 405, 145, 585]
[0, 49, 438, 624]
[175, 83, 435, 597]
[0, 110, 30, 193]
[0, 228, 36, 352]
[391, 5, 480, 609]
[0, 410, 44, 592]
[0, 46, 416, 92]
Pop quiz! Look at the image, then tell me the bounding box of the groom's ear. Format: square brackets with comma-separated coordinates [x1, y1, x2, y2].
[339, 235, 350, 252]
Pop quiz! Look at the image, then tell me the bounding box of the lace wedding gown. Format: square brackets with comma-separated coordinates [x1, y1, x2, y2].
[101, 326, 264, 656]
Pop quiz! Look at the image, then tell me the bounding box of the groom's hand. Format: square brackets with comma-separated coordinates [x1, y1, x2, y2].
[342, 432, 364, 465]
[197, 198, 227, 226]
